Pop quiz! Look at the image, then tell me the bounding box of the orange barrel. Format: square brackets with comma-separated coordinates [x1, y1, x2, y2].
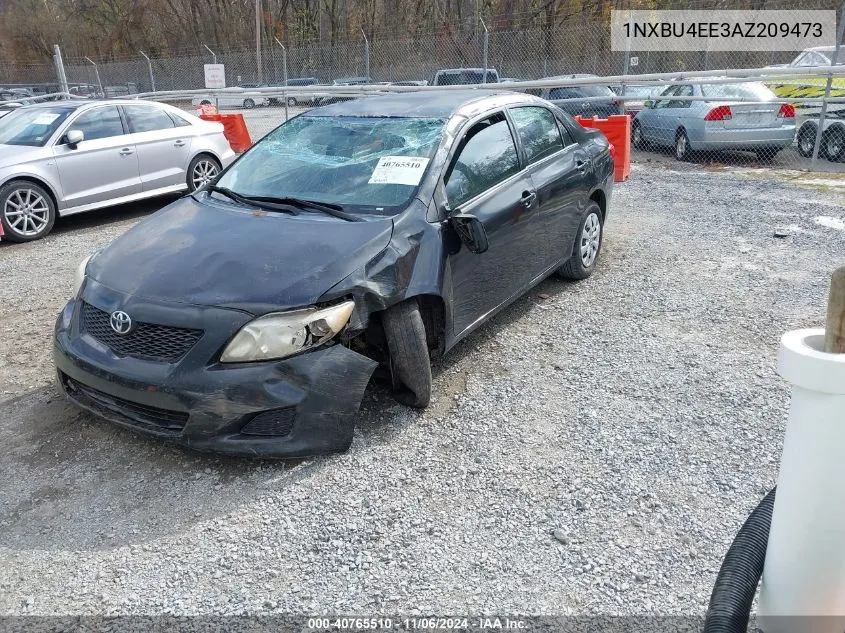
[574, 114, 631, 182]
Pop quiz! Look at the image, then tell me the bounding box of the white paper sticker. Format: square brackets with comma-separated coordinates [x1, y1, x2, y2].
[32, 113, 59, 125]
[368, 156, 430, 186]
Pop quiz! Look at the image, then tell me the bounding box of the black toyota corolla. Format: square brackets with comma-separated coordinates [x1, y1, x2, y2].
[54, 90, 614, 458]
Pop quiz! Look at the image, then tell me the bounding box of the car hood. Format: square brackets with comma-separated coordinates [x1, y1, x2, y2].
[88, 194, 394, 313]
[0, 144, 46, 169]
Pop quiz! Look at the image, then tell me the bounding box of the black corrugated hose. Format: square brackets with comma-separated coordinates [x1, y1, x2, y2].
[703, 487, 776, 633]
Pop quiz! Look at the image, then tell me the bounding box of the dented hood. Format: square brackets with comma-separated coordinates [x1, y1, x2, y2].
[88, 194, 393, 313]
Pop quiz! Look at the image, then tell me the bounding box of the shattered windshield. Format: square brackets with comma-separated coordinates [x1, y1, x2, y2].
[216, 115, 446, 214]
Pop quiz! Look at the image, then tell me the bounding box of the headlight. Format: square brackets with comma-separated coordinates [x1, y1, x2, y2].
[72, 254, 92, 298]
[220, 300, 355, 363]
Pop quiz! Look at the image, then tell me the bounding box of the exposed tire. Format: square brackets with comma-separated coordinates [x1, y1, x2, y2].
[822, 125, 845, 162]
[243, 98, 255, 109]
[287, 96, 297, 107]
[796, 122, 818, 158]
[186, 154, 222, 192]
[557, 201, 603, 281]
[0, 179, 56, 243]
[381, 299, 432, 408]
[631, 121, 648, 149]
[674, 129, 693, 161]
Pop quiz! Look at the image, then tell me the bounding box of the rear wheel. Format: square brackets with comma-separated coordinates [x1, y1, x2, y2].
[243, 98, 255, 109]
[287, 96, 297, 107]
[675, 129, 693, 161]
[0, 180, 56, 243]
[822, 125, 845, 162]
[632, 121, 648, 149]
[187, 154, 221, 191]
[557, 201, 603, 281]
[382, 299, 432, 408]
[796, 122, 818, 158]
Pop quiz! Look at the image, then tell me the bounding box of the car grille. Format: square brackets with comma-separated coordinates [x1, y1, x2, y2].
[82, 302, 202, 363]
[241, 408, 296, 437]
[60, 372, 189, 433]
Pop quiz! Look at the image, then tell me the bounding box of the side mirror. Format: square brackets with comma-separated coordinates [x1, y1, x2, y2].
[644, 100, 653, 109]
[450, 213, 489, 255]
[66, 129, 84, 147]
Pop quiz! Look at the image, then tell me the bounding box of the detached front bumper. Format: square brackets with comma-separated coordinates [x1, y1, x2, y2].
[53, 297, 377, 458]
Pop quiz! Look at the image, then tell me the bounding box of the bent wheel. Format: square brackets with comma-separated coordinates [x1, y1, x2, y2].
[382, 299, 432, 408]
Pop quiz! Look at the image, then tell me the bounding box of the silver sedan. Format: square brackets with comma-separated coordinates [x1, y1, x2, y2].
[632, 82, 796, 162]
[0, 100, 235, 242]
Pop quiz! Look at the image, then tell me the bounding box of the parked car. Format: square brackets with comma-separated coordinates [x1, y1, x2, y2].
[273, 77, 320, 106]
[616, 84, 666, 118]
[0, 88, 33, 101]
[393, 80, 428, 87]
[532, 75, 620, 119]
[317, 77, 374, 106]
[68, 84, 104, 99]
[795, 115, 845, 161]
[0, 100, 235, 242]
[431, 68, 500, 85]
[632, 81, 796, 161]
[54, 89, 614, 458]
[191, 90, 270, 110]
[766, 46, 845, 101]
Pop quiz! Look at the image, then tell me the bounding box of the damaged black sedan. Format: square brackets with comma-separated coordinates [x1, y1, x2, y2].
[54, 90, 614, 458]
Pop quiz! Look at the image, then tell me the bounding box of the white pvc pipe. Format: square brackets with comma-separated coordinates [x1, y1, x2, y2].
[758, 328, 845, 633]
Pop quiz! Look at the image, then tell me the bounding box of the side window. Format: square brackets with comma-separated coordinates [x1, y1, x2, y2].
[444, 113, 519, 207]
[557, 119, 575, 146]
[549, 87, 578, 100]
[668, 84, 693, 108]
[510, 106, 564, 164]
[653, 85, 679, 109]
[123, 105, 176, 133]
[167, 111, 192, 127]
[67, 106, 125, 141]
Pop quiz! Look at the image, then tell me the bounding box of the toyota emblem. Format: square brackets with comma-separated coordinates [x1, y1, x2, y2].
[109, 310, 133, 335]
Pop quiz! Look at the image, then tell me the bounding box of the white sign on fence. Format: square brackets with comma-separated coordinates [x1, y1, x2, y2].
[204, 64, 226, 89]
[630, 56, 639, 67]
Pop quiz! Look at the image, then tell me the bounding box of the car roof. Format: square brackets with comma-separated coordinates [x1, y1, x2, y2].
[436, 68, 498, 73]
[308, 89, 538, 118]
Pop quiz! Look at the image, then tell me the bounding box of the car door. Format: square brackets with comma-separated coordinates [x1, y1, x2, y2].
[508, 105, 591, 271]
[52, 104, 141, 209]
[640, 85, 677, 144]
[652, 85, 693, 145]
[122, 104, 194, 192]
[442, 111, 542, 339]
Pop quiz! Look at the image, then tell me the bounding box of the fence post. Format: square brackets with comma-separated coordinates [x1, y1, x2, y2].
[84, 57, 103, 97]
[203, 44, 217, 64]
[255, 0, 262, 83]
[52, 44, 69, 94]
[481, 19, 489, 84]
[811, 1, 845, 169]
[275, 37, 289, 122]
[140, 51, 155, 93]
[361, 29, 370, 79]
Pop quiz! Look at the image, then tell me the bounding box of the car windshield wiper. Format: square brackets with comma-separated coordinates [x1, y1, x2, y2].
[205, 186, 298, 215]
[246, 196, 364, 222]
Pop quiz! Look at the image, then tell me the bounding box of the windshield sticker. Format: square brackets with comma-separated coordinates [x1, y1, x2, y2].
[32, 113, 60, 125]
[368, 156, 430, 186]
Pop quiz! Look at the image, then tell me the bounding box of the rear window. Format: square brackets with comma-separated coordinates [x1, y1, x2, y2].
[436, 71, 499, 85]
[701, 83, 775, 100]
[549, 85, 614, 100]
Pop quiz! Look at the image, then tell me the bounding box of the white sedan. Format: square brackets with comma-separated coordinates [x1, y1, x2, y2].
[191, 92, 269, 110]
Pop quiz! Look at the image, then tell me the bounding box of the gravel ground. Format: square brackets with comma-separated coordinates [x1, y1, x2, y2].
[0, 163, 844, 617]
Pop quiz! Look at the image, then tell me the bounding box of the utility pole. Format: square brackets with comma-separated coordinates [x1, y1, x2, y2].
[256, 0, 263, 84]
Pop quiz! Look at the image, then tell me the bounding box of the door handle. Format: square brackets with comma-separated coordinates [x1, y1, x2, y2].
[520, 191, 537, 208]
[575, 159, 588, 172]
[118, 148, 134, 156]
[174, 140, 186, 147]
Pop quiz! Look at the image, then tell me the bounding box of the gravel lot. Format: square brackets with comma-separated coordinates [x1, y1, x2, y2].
[1, 162, 844, 617]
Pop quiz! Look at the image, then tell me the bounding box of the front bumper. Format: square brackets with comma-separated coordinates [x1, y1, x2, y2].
[53, 291, 377, 459]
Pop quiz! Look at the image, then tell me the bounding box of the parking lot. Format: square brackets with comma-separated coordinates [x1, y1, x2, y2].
[1, 160, 843, 615]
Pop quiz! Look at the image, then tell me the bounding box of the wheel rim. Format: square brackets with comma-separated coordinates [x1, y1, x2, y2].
[192, 160, 219, 189]
[800, 133, 815, 154]
[4, 188, 50, 237]
[676, 134, 686, 158]
[288, 97, 296, 106]
[633, 126, 641, 145]
[580, 212, 601, 268]
[828, 137, 842, 157]
[244, 99, 254, 109]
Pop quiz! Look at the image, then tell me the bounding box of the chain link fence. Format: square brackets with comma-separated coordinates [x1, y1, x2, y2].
[3, 0, 845, 171]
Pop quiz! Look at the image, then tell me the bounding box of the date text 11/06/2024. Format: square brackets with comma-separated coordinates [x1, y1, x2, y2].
[306, 617, 529, 630]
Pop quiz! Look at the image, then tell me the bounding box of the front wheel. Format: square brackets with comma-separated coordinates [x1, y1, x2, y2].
[243, 98, 255, 109]
[557, 202, 603, 281]
[0, 180, 56, 243]
[187, 154, 222, 192]
[287, 96, 297, 107]
[382, 299, 432, 408]
[632, 121, 648, 149]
